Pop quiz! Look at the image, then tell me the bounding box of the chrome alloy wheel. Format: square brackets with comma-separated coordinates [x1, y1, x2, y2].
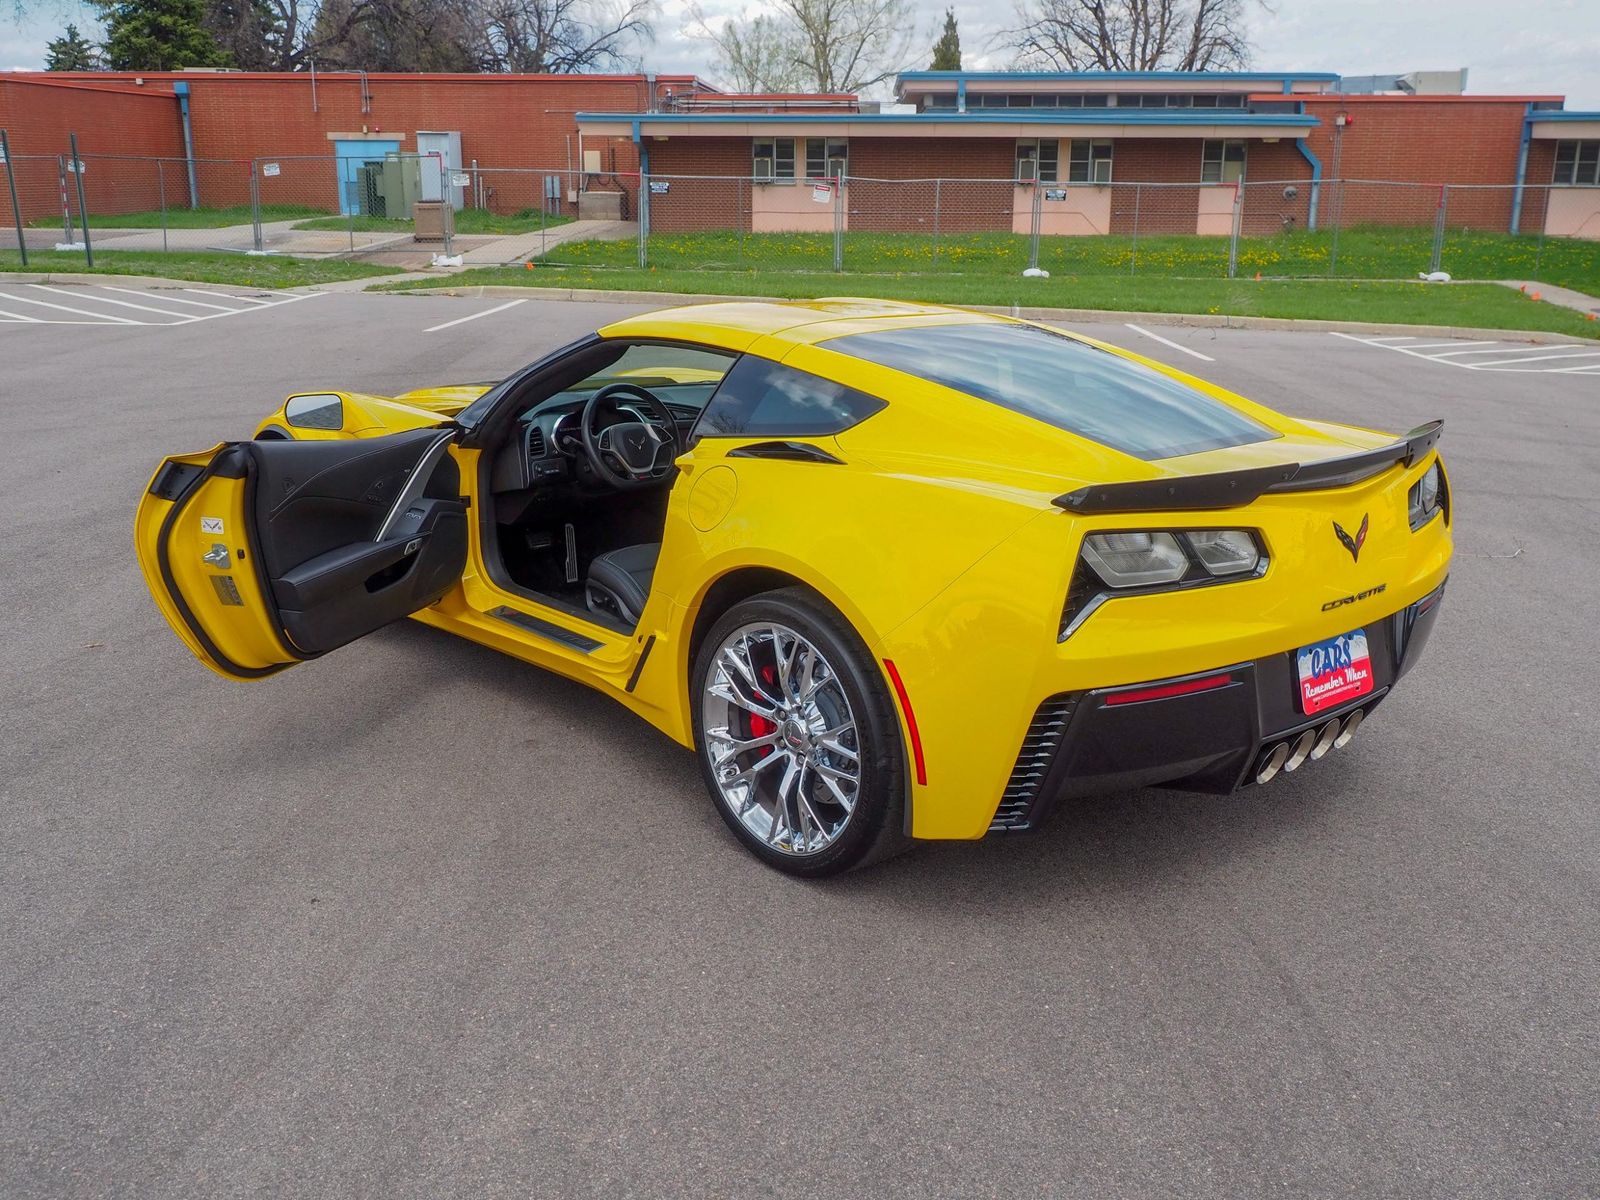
[701, 622, 863, 857]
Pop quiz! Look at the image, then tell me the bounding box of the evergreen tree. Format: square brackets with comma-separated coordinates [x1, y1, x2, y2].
[930, 8, 960, 70]
[92, 0, 229, 70]
[45, 23, 104, 69]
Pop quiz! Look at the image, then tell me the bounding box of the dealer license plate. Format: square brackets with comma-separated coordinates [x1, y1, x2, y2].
[1296, 629, 1374, 715]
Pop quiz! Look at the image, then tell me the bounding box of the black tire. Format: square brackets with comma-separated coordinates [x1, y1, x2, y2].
[691, 586, 909, 878]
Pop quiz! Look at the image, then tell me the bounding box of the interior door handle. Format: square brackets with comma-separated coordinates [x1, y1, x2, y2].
[273, 533, 428, 610]
[375, 430, 456, 542]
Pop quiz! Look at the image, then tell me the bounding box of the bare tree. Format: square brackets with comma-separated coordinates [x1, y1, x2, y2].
[684, 4, 803, 92]
[1003, 0, 1252, 71]
[470, 0, 654, 72]
[685, 0, 915, 94]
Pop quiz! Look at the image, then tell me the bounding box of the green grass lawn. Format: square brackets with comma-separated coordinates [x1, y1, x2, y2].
[0, 249, 401, 288]
[541, 226, 1600, 296]
[291, 208, 574, 235]
[28, 204, 326, 230]
[381, 264, 1600, 339]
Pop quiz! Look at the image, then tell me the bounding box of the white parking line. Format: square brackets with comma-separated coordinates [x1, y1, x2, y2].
[1, 285, 321, 327]
[0, 290, 141, 324]
[29, 284, 189, 321]
[1428, 345, 1549, 357]
[1124, 323, 1215, 362]
[185, 287, 273, 306]
[425, 299, 527, 333]
[1329, 331, 1600, 374]
[176, 292, 321, 323]
[1467, 351, 1600, 368]
[101, 286, 248, 312]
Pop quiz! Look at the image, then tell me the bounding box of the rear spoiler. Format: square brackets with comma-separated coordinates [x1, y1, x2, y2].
[1053, 420, 1442, 515]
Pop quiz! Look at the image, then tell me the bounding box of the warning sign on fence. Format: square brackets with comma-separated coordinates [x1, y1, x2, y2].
[262, 162, 280, 177]
[811, 182, 833, 204]
[451, 172, 470, 187]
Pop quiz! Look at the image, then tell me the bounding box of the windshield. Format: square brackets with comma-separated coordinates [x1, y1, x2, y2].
[820, 322, 1277, 460]
[527, 342, 736, 417]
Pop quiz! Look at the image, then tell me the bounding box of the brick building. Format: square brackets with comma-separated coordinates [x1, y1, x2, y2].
[576, 70, 1600, 240]
[0, 69, 706, 222]
[2, 66, 1596, 239]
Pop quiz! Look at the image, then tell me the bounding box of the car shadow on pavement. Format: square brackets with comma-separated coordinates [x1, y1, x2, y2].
[330, 621, 1354, 910]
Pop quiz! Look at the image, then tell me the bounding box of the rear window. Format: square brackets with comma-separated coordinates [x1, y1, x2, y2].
[821, 322, 1275, 460]
[695, 355, 886, 439]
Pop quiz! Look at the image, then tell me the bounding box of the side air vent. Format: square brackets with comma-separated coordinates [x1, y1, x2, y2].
[528, 427, 546, 458]
[990, 695, 1076, 832]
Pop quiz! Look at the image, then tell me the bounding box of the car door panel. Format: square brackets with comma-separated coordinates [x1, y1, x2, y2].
[135, 429, 468, 679]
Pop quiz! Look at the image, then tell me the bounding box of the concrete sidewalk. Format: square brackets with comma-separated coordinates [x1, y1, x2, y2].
[1496, 279, 1600, 317]
[457, 218, 637, 265]
[1, 219, 409, 257]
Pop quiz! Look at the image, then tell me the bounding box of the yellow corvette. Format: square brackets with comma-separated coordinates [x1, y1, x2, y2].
[135, 299, 1451, 876]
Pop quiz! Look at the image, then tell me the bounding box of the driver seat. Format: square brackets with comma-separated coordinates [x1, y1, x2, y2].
[585, 543, 659, 626]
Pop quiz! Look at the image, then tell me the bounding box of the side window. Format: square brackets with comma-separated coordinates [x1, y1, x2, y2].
[1201, 140, 1247, 184]
[1067, 139, 1114, 184]
[694, 356, 886, 440]
[805, 138, 848, 180]
[1016, 138, 1059, 183]
[1555, 140, 1600, 186]
[753, 137, 796, 181]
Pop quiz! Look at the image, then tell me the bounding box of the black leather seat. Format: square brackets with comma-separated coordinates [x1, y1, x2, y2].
[585, 543, 659, 625]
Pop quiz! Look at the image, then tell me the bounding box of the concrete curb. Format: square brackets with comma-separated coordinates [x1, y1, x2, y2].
[371, 282, 1598, 345]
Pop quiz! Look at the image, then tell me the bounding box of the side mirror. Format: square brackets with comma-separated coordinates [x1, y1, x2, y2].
[285, 393, 344, 431]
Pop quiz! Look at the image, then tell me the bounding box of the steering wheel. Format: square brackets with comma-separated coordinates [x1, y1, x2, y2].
[579, 382, 682, 491]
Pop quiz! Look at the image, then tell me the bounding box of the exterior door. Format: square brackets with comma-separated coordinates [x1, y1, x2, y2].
[134, 429, 468, 680]
[334, 139, 400, 215]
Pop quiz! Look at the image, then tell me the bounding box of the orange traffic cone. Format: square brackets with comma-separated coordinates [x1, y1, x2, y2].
[1530, 291, 1542, 301]
[525, 261, 535, 270]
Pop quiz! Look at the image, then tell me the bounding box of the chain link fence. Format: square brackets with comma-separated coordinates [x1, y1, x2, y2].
[619, 173, 1594, 286]
[5, 135, 1595, 292]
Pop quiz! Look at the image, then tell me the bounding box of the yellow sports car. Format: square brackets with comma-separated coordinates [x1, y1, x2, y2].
[135, 299, 1452, 876]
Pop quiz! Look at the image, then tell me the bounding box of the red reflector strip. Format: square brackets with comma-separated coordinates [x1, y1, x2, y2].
[882, 659, 928, 787]
[1102, 673, 1234, 707]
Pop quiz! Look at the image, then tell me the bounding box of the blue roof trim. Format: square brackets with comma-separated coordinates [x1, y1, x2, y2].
[895, 70, 1341, 84]
[580, 110, 1318, 128]
[1529, 110, 1600, 121]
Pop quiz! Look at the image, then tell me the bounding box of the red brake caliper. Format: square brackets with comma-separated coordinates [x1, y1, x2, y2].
[747, 665, 779, 756]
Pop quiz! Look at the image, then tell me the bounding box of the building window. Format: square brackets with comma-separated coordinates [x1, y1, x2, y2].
[753, 138, 795, 182]
[1201, 140, 1247, 184]
[1554, 141, 1600, 186]
[1067, 139, 1114, 184]
[1016, 138, 1059, 183]
[805, 138, 848, 180]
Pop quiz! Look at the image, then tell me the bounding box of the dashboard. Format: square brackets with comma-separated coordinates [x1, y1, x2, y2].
[489, 390, 709, 495]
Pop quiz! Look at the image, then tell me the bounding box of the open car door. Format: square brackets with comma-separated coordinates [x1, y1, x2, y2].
[134, 428, 468, 680]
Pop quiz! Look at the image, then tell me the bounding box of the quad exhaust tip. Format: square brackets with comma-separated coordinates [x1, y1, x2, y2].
[1255, 708, 1366, 784]
[1255, 741, 1290, 784]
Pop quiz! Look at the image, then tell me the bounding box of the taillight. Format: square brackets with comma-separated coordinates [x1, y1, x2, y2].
[1061, 528, 1268, 640]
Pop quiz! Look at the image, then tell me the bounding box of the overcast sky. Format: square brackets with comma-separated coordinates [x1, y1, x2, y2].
[5, 0, 1597, 109]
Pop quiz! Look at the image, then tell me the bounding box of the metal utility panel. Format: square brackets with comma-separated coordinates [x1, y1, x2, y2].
[378, 154, 424, 215]
[416, 131, 464, 210]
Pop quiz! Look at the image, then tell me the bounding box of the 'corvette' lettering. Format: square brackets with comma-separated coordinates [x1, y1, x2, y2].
[1321, 583, 1387, 612]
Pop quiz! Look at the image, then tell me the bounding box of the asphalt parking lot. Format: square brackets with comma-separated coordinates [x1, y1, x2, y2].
[2, 286, 1596, 1199]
